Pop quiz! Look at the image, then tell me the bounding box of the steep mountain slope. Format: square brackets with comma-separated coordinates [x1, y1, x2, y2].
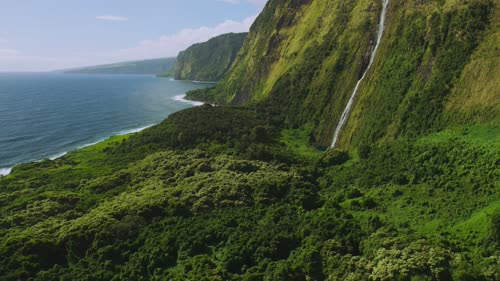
[174, 33, 247, 82]
[60, 58, 176, 75]
[340, 0, 498, 148]
[191, 0, 497, 149]
[442, 3, 500, 124]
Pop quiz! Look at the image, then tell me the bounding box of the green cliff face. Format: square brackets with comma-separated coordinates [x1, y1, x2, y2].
[197, 0, 497, 149]
[174, 33, 247, 82]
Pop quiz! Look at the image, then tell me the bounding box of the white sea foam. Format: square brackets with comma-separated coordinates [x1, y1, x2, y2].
[0, 167, 12, 176]
[2, 122, 174, 174]
[115, 124, 155, 136]
[48, 139, 104, 161]
[49, 152, 68, 160]
[167, 77, 217, 84]
[77, 140, 103, 149]
[173, 94, 204, 106]
[47, 125, 155, 161]
[192, 80, 217, 84]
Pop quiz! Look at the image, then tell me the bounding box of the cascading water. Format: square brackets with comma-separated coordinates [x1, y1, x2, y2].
[331, 0, 390, 148]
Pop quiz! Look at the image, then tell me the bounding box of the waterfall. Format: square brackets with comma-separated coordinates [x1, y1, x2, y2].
[331, 0, 390, 148]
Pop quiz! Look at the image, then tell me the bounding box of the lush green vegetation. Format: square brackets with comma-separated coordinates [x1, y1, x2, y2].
[189, 0, 496, 149]
[174, 33, 247, 82]
[60, 58, 177, 75]
[344, 0, 497, 148]
[0, 105, 498, 280]
[1, 0, 498, 280]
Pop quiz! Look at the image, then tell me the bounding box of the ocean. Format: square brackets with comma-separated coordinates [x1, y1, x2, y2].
[0, 72, 212, 175]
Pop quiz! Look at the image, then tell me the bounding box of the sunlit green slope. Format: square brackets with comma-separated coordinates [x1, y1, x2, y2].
[174, 33, 247, 82]
[191, 0, 497, 149]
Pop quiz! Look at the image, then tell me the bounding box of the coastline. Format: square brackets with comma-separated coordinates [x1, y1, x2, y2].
[0, 124, 155, 177]
[0, 168, 12, 177]
[173, 94, 204, 106]
[0, 92, 207, 177]
[162, 76, 218, 84]
[192, 80, 217, 84]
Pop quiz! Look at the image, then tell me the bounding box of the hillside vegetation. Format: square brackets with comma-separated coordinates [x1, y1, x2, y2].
[189, 0, 498, 149]
[60, 58, 177, 75]
[174, 33, 247, 82]
[1, 0, 499, 280]
[0, 106, 498, 280]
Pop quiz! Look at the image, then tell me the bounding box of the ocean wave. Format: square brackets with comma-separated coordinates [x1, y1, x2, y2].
[2, 124, 158, 170]
[115, 124, 154, 136]
[167, 78, 217, 84]
[49, 152, 69, 160]
[47, 125, 155, 161]
[47, 138, 106, 161]
[0, 123, 165, 175]
[192, 80, 217, 84]
[0, 134, 37, 144]
[0, 167, 12, 176]
[173, 94, 204, 106]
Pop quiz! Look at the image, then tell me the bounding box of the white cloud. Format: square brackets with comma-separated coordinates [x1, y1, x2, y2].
[217, 0, 268, 7]
[0, 15, 258, 71]
[218, 0, 240, 3]
[109, 15, 257, 61]
[0, 48, 100, 72]
[247, 0, 268, 7]
[0, 48, 21, 57]
[96, 15, 129, 22]
[0, 48, 69, 72]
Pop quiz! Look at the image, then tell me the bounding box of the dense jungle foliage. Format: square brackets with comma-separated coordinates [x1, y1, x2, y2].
[0, 106, 498, 280]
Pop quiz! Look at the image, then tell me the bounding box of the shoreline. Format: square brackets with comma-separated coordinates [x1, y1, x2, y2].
[0, 93, 206, 177]
[0, 168, 12, 176]
[0, 124, 155, 177]
[162, 76, 218, 84]
[173, 94, 204, 106]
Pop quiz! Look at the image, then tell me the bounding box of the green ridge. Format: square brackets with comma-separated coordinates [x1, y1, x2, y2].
[60, 58, 177, 75]
[174, 33, 247, 82]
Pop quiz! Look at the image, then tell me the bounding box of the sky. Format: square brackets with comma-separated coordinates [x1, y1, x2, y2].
[0, 0, 268, 72]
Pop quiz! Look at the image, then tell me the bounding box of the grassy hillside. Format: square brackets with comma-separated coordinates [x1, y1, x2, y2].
[60, 58, 176, 75]
[174, 33, 247, 82]
[189, 0, 497, 149]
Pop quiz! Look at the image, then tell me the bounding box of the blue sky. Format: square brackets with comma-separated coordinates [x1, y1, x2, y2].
[0, 0, 267, 71]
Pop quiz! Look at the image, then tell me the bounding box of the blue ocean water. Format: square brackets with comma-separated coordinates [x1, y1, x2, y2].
[0, 73, 211, 175]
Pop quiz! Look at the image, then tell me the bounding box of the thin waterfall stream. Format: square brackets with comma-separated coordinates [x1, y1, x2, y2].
[331, 0, 390, 148]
